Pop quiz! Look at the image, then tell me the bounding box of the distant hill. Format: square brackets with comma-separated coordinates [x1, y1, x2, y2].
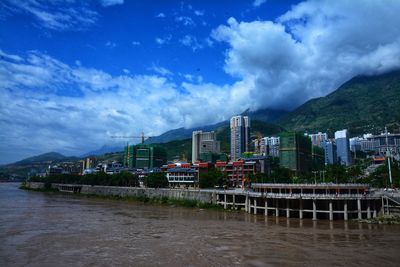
[152, 120, 284, 161]
[277, 70, 400, 136]
[9, 152, 76, 166]
[148, 108, 287, 144]
[147, 121, 227, 144]
[81, 144, 124, 157]
[215, 120, 285, 153]
[242, 108, 288, 123]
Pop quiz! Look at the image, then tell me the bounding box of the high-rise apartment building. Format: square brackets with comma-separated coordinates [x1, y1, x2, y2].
[335, 129, 352, 166]
[255, 136, 280, 157]
[192, 131, 220, 163]
[124, 144, 167, 169]
[279, 132, 312, 173]
[230, 115, 250, 161]
[306, 132, 328, 147]
[321, 140, 337, 165]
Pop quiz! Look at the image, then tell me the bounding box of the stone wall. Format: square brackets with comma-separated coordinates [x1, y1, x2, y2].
[79, 185, 216, 203]
[25, 182, 216, 204]
[26, 182, 45, 189]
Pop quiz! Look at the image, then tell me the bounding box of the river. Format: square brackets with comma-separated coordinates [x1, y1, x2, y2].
[1, 183, 400, 266]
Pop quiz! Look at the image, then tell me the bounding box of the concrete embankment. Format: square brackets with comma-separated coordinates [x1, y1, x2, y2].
[24, 182, 393, 221]
[24, 182, 217, 204]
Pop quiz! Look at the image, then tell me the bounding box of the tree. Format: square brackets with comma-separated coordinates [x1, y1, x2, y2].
[144, 172, 168, 188]
[270, 167, 292, 183]
[325, 164, 347, 183]
[361, 160, 400, 188]
[111, 171, 139, 187]
[199, 169, 227, 188]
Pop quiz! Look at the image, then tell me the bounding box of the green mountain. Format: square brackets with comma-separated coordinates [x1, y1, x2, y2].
[215, 120, 284, 153]
[242, 108, 288, 123]
[152, 120, 284, 161]
[10, 152, 74, 166]
[278, 70, 400, 135]
[148, 109, 287, 144]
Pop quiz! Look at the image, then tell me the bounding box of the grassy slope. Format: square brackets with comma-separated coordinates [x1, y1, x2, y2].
[278, 70, 400, 135]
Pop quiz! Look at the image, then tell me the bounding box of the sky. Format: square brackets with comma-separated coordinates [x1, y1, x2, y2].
[1, 0, 400, 164]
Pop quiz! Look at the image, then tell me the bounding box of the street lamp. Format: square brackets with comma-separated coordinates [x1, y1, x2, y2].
[312, 171, 317, 184]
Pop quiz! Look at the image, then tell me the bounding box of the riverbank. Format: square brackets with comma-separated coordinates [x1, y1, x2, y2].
[356, 214, 400, 224]
[20, 182, 224, 210]
[21, 182, 388, 221]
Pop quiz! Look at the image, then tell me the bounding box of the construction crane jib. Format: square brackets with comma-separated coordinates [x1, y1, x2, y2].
[110, 132, 153, 144]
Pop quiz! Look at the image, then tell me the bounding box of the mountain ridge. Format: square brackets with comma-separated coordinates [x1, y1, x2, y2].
[5, 69, 400, 167]
[277, 69, 400, 135]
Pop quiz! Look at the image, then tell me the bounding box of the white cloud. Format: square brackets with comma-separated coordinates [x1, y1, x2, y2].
[156, 12, 166, 18]
[0, 50, 243, 163]
[155, 35, 171, 45]
[212, 0, 400, 110]
[131, 41, 141, 46]
[2, 0, 400, 163]
[2, 0, 98, 30]
[175, 16, 195, 26]
[149, 64, 173, 76]
[155, 38, 165, 45]
[205, 37, 214, 47]
[179, 35, 203, 51]
[183, 74, 203, 83]
[100, 0, 124, 7]
[253, 0, 267, 7]
[0, 49, 23, 62]
[194, 10, 204, 16]
[105, 41, 117, 48]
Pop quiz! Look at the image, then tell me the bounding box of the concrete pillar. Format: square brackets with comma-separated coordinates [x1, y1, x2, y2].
[312, 199, 317, 220]
[254, 199, 257, 215]
[275, 199, 279, 217]
[265, 199, 268, 216]
[357, 198, 362, 219]
[367, 201, 371, 219]
[299, 199, 303, 219]
[212, 191, 216, 204]
[329, 200, 333, 221]
[245, 195, 249, 212]
[224, 194, 227, 209]
[249, 197, 252, 214]
[386, 197, 390, 215]
[344, 201, 348, 221]
[381, 197, 385, 215]
[232, 194, 236, 209]
[286, 199, 290, 218]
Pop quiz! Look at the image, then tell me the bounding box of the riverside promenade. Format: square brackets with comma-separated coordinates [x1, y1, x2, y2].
[26, 182, 386, 221]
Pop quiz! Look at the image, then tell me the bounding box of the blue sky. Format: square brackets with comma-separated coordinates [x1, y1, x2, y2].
[1, 0, 400, 163]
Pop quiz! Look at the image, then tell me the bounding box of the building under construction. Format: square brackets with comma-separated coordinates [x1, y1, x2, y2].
[279, 132, 312, 173]
[124, 144, 167, 169]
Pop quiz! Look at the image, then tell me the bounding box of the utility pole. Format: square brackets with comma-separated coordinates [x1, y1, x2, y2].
[385, 127, 393, 186]
[312, 171, 317, 184]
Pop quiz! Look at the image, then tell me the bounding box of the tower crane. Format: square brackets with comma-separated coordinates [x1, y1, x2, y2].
[110, 132, 153, 168]
[110, 132, 153, 144]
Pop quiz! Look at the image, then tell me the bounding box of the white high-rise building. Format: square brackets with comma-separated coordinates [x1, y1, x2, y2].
[306, 132, 328, 147]
[230, 115, 250, 161]
[254, 136, 280, 157]
[192, 131, 220, 163]
[335, 129, 352, 166]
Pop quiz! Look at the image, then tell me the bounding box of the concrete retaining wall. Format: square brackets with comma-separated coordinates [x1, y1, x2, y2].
[25, 182, 216, 204]
[26, 182, 46, 189]
[78, 184, 215, 203]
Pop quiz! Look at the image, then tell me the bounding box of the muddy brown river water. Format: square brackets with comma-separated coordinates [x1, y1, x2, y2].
[1, 183, 400, 267]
